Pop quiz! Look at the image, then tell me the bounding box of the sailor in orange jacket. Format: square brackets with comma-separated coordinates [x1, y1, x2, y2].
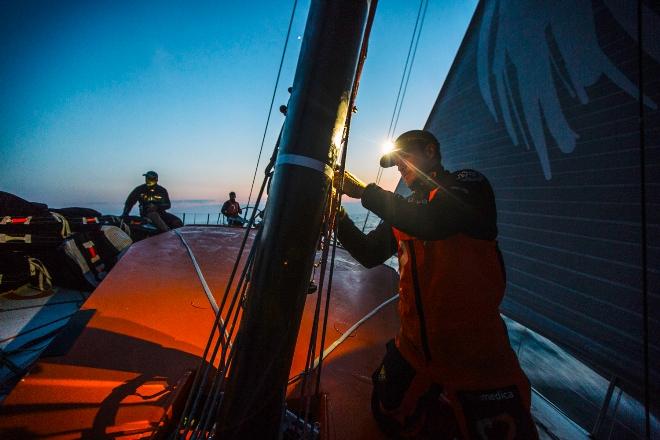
[336, 130, 538, 439]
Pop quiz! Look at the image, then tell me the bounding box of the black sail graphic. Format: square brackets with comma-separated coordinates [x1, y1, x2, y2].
[424, 0, 658, 419]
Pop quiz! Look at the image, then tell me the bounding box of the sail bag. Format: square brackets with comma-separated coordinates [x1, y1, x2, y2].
[60, 226, 132, 289]
[0, 253, 52, 294]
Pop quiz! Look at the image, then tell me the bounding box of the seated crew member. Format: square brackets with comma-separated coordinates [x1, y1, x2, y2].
[122, 171, 183, 232]
[335, 130, 538, 439]
[221, 192, 243, 227]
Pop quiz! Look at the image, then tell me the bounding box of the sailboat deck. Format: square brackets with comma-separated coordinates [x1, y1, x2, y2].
[0, 226, 401, 439]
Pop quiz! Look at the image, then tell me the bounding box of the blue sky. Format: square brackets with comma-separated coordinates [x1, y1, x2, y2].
[0, 0, 477, 211]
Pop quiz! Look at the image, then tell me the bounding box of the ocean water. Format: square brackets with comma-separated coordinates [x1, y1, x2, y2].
[53, 200, 382, 232]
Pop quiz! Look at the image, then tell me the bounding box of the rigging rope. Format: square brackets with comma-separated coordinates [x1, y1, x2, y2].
[178, 0, 381, 435]
[179, 124, 285, 439]
[294, 2, 380, 432]
[385, 0, 428, 142]
[362, 0, 429, 232]
[174, 171, 271, 439]
[288, 293, 399, 386]
[174, 229, 231, 346]
[244, 0, 299, 217]
[390, 0, 429, 139]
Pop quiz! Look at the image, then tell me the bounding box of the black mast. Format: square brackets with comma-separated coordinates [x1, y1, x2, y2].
[216, 0, 373, 438]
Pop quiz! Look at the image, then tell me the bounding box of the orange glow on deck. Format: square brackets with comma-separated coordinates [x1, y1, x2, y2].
[0, 226, 400, 439]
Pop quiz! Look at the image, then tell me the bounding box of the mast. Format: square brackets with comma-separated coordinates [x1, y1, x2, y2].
[216, 1, 373, 437]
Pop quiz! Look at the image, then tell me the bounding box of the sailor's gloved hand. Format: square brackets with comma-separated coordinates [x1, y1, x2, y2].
[334, 169, 366, 199]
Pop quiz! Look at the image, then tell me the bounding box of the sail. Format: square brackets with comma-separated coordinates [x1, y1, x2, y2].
[424, 0, 659, 407]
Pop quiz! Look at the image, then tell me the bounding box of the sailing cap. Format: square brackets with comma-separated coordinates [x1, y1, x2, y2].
[143, 171, 158, 179]
[380, 130, 440, 168]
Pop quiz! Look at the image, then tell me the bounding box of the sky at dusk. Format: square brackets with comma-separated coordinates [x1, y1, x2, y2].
[1, 0, 478, 213]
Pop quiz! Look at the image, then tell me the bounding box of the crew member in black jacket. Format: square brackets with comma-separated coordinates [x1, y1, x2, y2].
[335, 130, 537, 439]
[122, 171, 182, 232]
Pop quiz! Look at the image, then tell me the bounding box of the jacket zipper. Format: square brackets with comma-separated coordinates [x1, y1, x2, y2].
[408, 240, 432, 362]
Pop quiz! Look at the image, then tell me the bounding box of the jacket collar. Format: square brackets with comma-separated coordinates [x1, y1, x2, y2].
[409, 163, 449, 197]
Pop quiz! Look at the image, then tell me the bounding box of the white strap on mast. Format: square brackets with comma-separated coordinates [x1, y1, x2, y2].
[276, 153, 333, 179]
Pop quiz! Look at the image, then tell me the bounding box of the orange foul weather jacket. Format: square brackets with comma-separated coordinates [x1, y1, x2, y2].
[337, 167, 535, 436]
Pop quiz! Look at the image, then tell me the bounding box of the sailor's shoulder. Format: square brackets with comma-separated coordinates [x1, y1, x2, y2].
[445, 169, 494, 200]
[451, 169, 488, 183]
[150, 185, 168, 195]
